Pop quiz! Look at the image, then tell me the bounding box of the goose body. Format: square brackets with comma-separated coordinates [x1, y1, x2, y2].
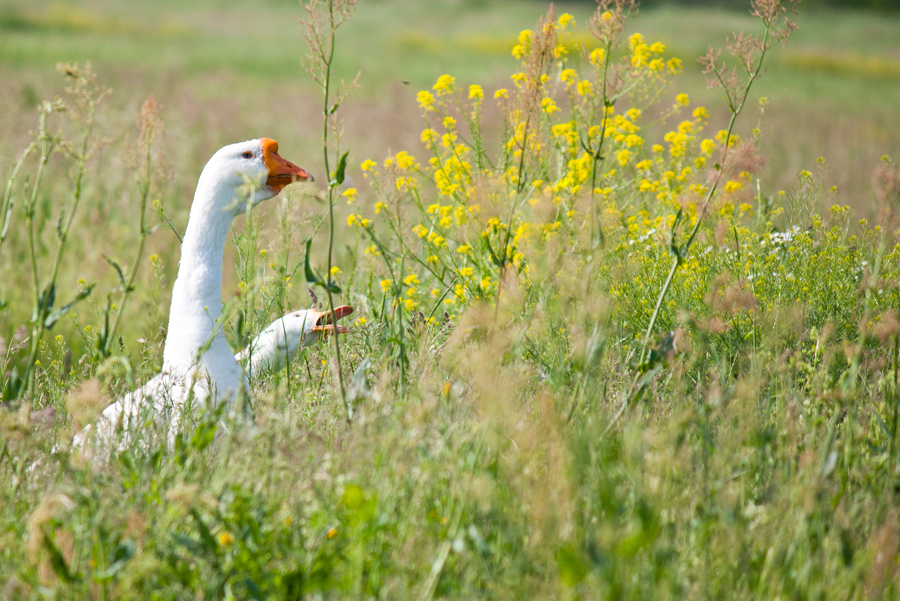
[72, 138, 316, 449]
[74, 305, 353, 448]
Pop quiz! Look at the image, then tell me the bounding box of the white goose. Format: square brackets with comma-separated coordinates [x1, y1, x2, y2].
[240, 305, 353, 378]
[71, 138, 349, 450]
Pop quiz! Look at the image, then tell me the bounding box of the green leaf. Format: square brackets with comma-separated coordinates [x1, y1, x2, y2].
[556, 545, 587, 587]
[103, 254, 128, 289]
[303, 239, 322, 286]
[333, 151, 349, 186]
[44, 284, 93, 330]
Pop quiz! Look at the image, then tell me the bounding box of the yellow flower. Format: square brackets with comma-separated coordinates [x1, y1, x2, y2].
[553, 44, 568, 58]
[540, 97, 559, 114]
[693, 106, 709, 120]
[724, 181, 743, 193]
[494, 88, 508, 99]
[589, 47, 606, 66]
[327, 527, 338, 539]
[360, 159, 377, 172]
[355, 317, 367, 326]
[560, 68, 577, 84]
[459, 267, 474, 278]
[468, 84, 483, 100]
[457, 244, 471, 254]
[380, 279, 392, 292]
[395, 151, 417, 171]
[403, 298, 418, 311]
[557, 13, 574, 28]
[675, 93, 690, 106]
[576, 80, 593, 96]
[417, 90, 435, 110]
[404, 273, 420, 287]
[433, 74, 456, 94]
[346, 214, 358, 227]
[342, 187, 357, 203]
[218, 532, 234, 546]
[421, 128, 437, 143]
[649, 41, 666, 53]
[330, 266, 342, 276]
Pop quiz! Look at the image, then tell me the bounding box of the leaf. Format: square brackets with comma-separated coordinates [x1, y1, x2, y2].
[333, 151, 349, 187]
[556, 545, 587, 587]
[103, 254, 128, 289]
[44, 284, 94, 330]
[303, 239, 322, 286]
[34, 283, 56, 322]
[190, 509, 219, 554]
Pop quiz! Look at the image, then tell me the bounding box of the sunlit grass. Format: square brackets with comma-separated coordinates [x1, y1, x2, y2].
[3, 0, 900, 598]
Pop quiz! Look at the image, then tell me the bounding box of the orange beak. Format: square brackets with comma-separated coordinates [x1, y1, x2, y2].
[312, 305, 354, 335]
[261, 138, 313, 191]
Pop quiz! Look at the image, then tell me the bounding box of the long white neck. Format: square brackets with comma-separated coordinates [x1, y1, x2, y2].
[162, 170, 237, 378]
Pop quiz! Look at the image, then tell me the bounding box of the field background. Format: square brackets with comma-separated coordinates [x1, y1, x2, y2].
[1, 0, 899, 349]
[3, 0, 900, 598]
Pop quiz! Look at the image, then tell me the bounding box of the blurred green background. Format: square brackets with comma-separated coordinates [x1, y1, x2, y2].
[1, 0, 899, 217]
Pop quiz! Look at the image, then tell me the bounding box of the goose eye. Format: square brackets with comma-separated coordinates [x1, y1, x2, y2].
[241, 151, 253, 159]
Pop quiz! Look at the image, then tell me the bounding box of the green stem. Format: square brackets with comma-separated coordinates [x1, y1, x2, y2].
[321, 0, 350, 423]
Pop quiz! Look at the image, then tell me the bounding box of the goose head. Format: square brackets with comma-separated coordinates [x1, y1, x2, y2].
[284, 305, 355, 350]
[197, 138, 313, 216]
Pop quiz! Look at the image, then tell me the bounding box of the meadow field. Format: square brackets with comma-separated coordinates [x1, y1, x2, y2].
[3, 0, 900, 598]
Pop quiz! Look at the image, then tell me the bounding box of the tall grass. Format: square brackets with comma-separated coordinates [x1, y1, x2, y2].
[3, 0, 900, 599]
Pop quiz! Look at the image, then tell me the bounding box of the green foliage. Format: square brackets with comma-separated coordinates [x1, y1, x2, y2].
[3, 1, 900, 599]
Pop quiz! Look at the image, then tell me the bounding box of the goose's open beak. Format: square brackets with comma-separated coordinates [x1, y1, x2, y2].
[312, 305, 354, 335]
[262, 138, 313, 191]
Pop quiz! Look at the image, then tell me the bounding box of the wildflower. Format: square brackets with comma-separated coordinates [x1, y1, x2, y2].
[693, 106, 709, 120]
[457, 244, 472, 254]
[589, 47, 606, 66]
[576, 80, 593, 96]
[218, 532, 234, 546]
[553, 44, 568, 58]
[421, 129, 437, 144]
[541, 97, 559, 114]
[433, 74, 456, 94]
[347, 214, 358, 227]
[494, 88, 508, 99]
[395, 151, 417, 171]
[374, 202, 386, 214]
[649, 41, 666, 53]
[355, 317, 367, 326]
[380, 279, 392, 292]
[468, 84, 483, 100]
[403, 298, 417, 311]
[327, 527, 338, 539]
[675, 93, 690, 106]
[560, 68, 577, 85]
[360, 159, 377, 172]
[404, 273, 420, 287]
[417, 90, 435, 110]
[557, 13, 574, 28]
[342, 187, 357, 204]
[330, 266, 342, 276]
